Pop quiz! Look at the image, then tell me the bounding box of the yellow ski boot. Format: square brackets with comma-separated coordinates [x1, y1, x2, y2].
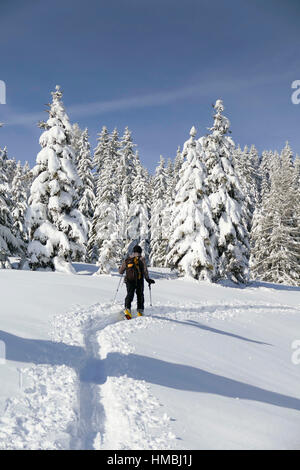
[124, 309, 132, 320]
[137, 310, 144, 317]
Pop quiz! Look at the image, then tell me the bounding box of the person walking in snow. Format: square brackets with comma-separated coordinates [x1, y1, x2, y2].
[119, 245, 155, 319]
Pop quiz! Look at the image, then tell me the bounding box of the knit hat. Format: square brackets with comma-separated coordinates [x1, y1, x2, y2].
[133, 245, 142, 254]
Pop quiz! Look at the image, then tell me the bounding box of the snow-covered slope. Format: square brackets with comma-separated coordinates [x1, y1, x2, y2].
[0, 265, 299, 449]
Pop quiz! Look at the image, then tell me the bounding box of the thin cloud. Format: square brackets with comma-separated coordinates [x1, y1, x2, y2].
[4, 83, 203, 126]
[4, 66, 299, 127]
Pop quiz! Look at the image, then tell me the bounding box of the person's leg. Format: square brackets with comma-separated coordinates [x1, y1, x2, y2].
[136, 279, 144, 313]
[125, 281, 135, 311]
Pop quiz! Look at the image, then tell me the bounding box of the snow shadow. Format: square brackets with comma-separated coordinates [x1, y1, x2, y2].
[0, 330, 86, 368]
[79, 356, 105, 383]
[72, 263, 99, 276]
[151, 304, 298, 317]
[249, 281, 300, 292]
[4, 327, 299, 414]
[148, 269, 178, 280]
[218, 279, 300, 292]
[152, 316, 272, 346]
[0, 329, 105, 384]
[103, 352, 300, 413]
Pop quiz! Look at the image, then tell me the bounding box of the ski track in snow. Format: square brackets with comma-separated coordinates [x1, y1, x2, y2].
[0, 298, 299, 450]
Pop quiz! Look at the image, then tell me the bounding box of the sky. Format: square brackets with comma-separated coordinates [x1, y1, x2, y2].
[0, 0, 300, 172]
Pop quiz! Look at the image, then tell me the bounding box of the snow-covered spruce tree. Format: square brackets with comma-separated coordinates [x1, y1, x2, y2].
[76, 128, 95, 260]
[232, 145, 252, 232]
[159, 157, 176, 260]
[0, 146, 21, 257]
[250, 149, 280, 277]
[200, 100, 250, 283]
[248, 144, 260, 203]
[5, 157, 17, 187]
[166, 127, 216, 280]
[26, 85, 88, 272]
[173, 146, 184, 194]
[11, 161, 28, 248]
[118, 127, 138, 255]
[258, 150, 279, 202]
[93, 131, 121, 274]
[294, 156, 300, 271]
[235, 145, 259, 215]
[108, 128, 121, 203]
[22, 161, 32, 198]
[162, 148, 185, 264]
[71, 123, 83, 166]
[150, 156, 168, 266]
[93, 126, 110, 183]
[250, 146, 300, 285]
[294, 154, 300, 186]
[127, 153, 151, 259]
[232, 144, 260, 232]
[87, 126, 110, 262]
[281, 141, 294, 173]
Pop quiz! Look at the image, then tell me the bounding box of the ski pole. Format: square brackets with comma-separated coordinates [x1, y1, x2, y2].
[149, 283, 153, 307]
[113, 273, 124, 304]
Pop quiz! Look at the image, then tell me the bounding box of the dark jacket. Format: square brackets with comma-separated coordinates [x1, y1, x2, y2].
[119, 254, 149, 281]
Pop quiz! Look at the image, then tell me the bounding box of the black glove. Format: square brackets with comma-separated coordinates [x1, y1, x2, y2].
[147, 279, 155, 285]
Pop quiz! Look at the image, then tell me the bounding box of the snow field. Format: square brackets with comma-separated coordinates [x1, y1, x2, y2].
[53, 302, 176, 450]
[0, 365, 77, 450]
[0, 268, 300, 449]
[96, 309, 177, 450]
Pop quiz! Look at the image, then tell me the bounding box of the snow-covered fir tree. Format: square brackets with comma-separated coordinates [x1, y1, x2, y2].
[76, 129, 95, 251]
[294, 154, 300, 185]
[93, 126, 110, 181]
[150, 156, 169, 266]
[173, 146, 184, 194]
[87, 126, 111, 262]
[75, 128, 96, 261]
[159, 157, 176, 258]
[167, 126, 216, 280]
[22, 161, 32, 197]
[232, 145, 257, 232]
[248, 144, 260, 201]
[88, 127, 121, 264]
[93, 130, 121, 273]
[108, 128, 121, 202]
[250, 144, 300, 285]
[281, 141, 294, 173]
[26, 86, 88, 272]
[5, 157, 17, 187]
[258, 150, 279, 202]
[127, 153, 150, 259]
[71, 123, 83, 166]
[11, 161, 28, 249]
[165, 158, 174, 197]
[87, 126, 110, 263]
[234, 145, 259, 215]
[0, 145, 21, 256]
[118, 127, 138, 255]
[200, 100, 250, 283]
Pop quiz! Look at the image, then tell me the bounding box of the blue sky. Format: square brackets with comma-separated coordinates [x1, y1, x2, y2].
[0, 0, 300, 172]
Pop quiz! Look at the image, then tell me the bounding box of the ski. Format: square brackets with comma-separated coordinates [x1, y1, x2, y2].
[119, 311, 144, 320]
